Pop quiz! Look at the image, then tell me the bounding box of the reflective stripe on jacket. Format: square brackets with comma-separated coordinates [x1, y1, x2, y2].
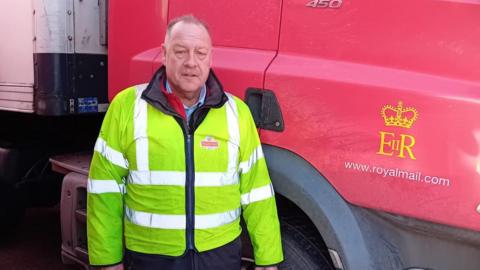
[87, 67, 283, 266]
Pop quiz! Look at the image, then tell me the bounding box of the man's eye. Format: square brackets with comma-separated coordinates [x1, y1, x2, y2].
[175, 51, 187, 56]
[196, 51, 207, 59]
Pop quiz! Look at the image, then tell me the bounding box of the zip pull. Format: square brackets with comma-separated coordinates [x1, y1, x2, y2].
[185, 119, 191, 135]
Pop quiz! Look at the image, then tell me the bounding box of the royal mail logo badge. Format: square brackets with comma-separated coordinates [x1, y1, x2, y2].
[200, 136, 219, 150]
[377, 101, 419, 160]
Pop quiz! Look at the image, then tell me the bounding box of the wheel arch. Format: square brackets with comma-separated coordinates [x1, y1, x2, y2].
[263, 144, 375, 270]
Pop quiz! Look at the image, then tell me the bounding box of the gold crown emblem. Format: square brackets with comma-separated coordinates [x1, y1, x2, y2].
[381, 101, 418, 128]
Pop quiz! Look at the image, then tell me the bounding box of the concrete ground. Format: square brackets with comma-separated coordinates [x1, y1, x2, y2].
[0, 206, 80, 270]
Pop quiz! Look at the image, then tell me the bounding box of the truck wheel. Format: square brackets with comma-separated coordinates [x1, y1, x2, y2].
[0, 184, 26, 240]
[280, 217, 334, 270]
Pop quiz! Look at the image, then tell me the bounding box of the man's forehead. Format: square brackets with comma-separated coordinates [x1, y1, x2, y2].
[167, 22, 211, 44]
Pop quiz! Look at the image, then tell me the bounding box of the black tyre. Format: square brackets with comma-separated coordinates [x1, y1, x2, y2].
[279, 216, 334, 270]
[241, 215, 334, 270]
[0, 144, 30, 239]
[0, 184, 26, 240]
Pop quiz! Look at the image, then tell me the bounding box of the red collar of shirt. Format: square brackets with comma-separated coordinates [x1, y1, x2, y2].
[160, 79, 186, 119]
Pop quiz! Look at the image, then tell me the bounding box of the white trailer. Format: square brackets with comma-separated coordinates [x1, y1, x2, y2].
[0, 0, 108, 237]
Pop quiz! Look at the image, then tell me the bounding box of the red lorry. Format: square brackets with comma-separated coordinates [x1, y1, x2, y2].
[2, 0, 480, 269]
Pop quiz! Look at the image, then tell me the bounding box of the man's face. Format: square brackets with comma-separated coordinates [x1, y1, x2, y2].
[163, 22, 212, 97]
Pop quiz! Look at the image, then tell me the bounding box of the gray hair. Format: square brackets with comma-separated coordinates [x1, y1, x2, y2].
[165, 14, 210, 41]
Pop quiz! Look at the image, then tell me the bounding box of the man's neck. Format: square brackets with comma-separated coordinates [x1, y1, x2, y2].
[165, 80, 206, 108]
[174, 91, 200, 108]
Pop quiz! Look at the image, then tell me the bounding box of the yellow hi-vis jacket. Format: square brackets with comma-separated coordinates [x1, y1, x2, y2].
[87, 67, 283, 266]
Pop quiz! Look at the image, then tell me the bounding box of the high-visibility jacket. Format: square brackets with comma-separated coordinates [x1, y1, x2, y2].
[87, 67, 284, 267]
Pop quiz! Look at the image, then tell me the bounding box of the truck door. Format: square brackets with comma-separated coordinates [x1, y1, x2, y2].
[264, 0, 480, 233]
[168, 0, 282, 98]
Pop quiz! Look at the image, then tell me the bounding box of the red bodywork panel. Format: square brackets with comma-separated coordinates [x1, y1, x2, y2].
[108, 0, 168, 99]
[109, 0, 480, 231]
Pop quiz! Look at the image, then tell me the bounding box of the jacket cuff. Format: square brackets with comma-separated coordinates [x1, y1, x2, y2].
[90, 261, 123, 267]
[255, 258, 284, 267]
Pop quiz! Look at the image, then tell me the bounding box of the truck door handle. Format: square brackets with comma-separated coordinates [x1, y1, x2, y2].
[245, 88, 284, 132]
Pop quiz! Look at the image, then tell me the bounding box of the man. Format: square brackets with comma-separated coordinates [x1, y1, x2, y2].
[87, 15, 283, 270]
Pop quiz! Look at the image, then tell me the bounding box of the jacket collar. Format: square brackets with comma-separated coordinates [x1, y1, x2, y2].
[141, 66, 228, 117]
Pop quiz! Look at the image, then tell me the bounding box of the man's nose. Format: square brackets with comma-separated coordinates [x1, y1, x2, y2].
[184, 51, 197, 67]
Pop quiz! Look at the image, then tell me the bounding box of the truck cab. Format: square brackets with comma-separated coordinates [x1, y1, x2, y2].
[107, 1, 480, 269]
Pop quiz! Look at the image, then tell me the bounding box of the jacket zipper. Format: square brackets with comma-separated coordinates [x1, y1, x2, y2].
[169, 108, 206, 253]
[185, 123, 195, 251]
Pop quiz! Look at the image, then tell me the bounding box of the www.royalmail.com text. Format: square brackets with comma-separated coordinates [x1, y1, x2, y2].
[344, 161, 450, 187]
